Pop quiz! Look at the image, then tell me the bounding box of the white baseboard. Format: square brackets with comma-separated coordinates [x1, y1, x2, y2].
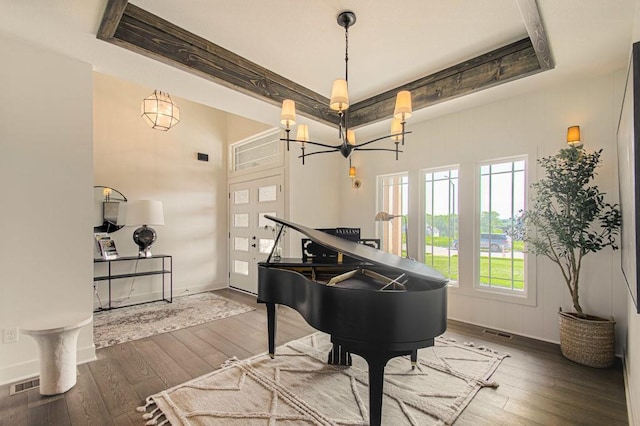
[0, 343, 96, 388]
[447, 315, 560, 345]
[623, 352, 639, 426]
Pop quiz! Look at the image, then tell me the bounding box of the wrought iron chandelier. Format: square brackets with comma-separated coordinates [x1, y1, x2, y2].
[279, 11, 413, 165]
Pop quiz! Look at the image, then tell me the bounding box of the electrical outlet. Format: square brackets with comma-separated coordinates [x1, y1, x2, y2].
[3, 327, 18, 344]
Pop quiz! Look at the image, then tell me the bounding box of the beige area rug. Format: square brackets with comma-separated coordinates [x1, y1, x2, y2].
[94, 292, 255, 349]
[139, 332, 509, 425]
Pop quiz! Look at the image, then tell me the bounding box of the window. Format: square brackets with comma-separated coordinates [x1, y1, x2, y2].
[230, 129, 281, 172]
[376, 173, 408, 257]
[423, 168, 459, 282]
[478, 159, 526, 291]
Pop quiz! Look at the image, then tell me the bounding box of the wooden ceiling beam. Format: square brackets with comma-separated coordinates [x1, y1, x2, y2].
[348, 38, 542, 127]
[516, 0, 554, 70]
[98, 1, 335, 126]
[96, 0, 128, 40]
[96, 0, 551, 128]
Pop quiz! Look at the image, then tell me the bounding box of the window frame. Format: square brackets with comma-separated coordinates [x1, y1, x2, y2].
[469, 155, 536, 305]
[419, 165, 460, 286]
[228, 128, 283, 177]
[375, 172, 409, 257]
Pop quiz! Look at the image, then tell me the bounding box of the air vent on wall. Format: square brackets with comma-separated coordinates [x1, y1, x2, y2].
[482, 329, 513, 339]
[9, 377, 39, 395]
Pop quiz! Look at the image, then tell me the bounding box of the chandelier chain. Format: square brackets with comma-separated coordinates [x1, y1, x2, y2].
[342, 24, 350, 140]
[344, 25, 349, 82]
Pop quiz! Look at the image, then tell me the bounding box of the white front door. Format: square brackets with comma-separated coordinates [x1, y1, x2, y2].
[229, 174, 284, 294]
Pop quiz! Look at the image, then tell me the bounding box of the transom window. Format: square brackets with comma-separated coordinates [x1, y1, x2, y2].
[478, 159, 526, 292]
[230, 129, 281, 172]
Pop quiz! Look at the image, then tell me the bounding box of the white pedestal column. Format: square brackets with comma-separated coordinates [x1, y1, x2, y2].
[21, 313, 92, 395]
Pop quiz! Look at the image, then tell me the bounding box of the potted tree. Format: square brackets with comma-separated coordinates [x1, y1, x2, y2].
[522, 145, 621, 367]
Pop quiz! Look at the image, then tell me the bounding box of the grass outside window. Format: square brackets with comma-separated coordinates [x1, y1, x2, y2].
[425, 254, 524, 290]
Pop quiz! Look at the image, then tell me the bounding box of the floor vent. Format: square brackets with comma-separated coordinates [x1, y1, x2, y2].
[9, 377, 39, 395]
[482, 329, 513, 339]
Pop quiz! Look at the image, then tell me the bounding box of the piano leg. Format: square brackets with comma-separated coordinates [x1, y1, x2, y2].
[411, 349, 418, 369]
[327, 343, 352, 366]
[365, 353, 393, 426]
[266, 302, 277, 358]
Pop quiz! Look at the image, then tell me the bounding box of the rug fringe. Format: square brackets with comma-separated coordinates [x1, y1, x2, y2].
[145, 414, 169, 426]
[136, 396, 154, 412]
[143, 406, 159, 420]
[138, 396, 168, 425]
[222, 356, 240, 368]
[478, 379, 500, 388]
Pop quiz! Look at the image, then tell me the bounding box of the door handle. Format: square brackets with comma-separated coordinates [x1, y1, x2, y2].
[251, 243, 257, 248]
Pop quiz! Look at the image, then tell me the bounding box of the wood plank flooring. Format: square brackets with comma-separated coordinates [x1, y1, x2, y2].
[0, 289, 628, 425]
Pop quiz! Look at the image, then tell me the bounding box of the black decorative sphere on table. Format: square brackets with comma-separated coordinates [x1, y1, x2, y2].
[133, 225, 157, 257]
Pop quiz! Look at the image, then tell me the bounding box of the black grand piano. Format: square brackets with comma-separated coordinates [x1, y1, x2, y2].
[257, 216, 448, 426]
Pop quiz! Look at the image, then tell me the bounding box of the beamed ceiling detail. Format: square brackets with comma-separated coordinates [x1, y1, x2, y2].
[97, 0, 553, 128]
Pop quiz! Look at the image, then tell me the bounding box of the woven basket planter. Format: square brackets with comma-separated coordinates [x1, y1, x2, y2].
[558, 311, 615, 368]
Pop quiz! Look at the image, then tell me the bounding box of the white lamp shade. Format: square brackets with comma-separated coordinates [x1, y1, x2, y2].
[296, 124, 309, 142]
[346, 130, 356, 145]
[280, 99, 296, 127]
[390, 118, 403, 142]
[567, 125, 581, 145]
[124, 200, 165, 226]
[393, 90, 412, 120]
[141, 91, 180, 131]
[330, 79, 349, 111]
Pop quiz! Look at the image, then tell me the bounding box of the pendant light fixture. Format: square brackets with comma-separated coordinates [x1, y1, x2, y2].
[141, 90, 180, 131]
[280, 11, 412, 164]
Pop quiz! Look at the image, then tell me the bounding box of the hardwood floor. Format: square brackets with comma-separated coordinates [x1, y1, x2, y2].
[0, 289, 628, 425]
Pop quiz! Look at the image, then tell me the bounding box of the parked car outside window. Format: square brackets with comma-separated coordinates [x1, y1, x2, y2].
[451, 234, 511, 252]
[481, 233, 511, 251]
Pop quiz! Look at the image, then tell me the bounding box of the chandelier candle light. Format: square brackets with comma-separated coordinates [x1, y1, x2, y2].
[280, 11, 412, 165]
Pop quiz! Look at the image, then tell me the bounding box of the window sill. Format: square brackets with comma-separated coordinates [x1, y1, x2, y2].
[448, 283, 537, 307]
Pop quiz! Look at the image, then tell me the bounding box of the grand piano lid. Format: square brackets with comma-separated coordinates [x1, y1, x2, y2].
[264, 215, 448, 285]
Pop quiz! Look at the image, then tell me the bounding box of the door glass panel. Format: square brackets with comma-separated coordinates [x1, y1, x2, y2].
[234, 260, 249, 275]
[258, 212, 277, 228]
[234, 189, 249, 205]
[234, 237, 249, 252]
[234, 213, 249, 228]
[259, 238, 275, 254]
[258, 185, 277, 202]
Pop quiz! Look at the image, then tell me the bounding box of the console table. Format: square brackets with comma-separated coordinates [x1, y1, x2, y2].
[93, 255, 172, 311]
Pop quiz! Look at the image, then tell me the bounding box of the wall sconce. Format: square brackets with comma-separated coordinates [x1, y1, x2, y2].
[567, 125, 581, 146]
[349, 160, 361, 188]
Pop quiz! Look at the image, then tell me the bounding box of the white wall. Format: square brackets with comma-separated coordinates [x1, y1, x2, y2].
[286, 144, 343, 257]
[93, 73, 272, 304]
[0, 36, 94, 384]
[339, 70, 629, 352]
[625, 3, 640, 424]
